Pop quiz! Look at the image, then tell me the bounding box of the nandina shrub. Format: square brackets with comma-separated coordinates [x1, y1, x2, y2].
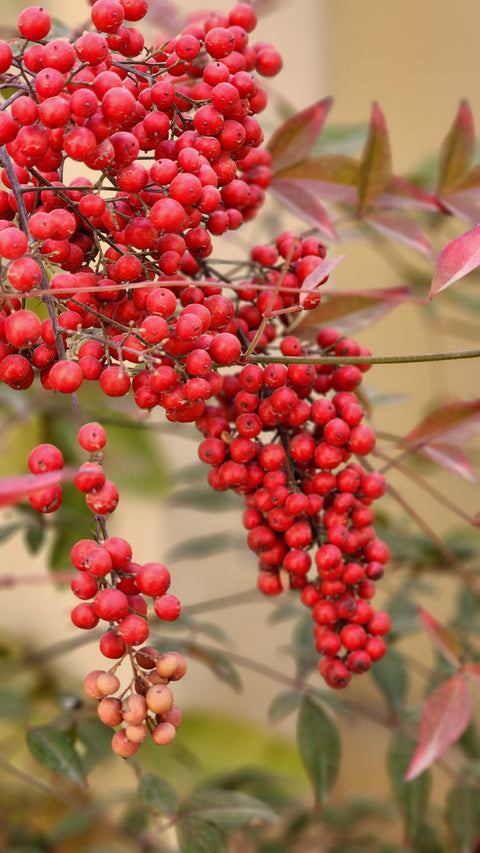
[0, 1, 480, 851]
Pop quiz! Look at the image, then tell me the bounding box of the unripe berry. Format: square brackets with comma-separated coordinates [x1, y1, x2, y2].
[145, 684, 174, 715]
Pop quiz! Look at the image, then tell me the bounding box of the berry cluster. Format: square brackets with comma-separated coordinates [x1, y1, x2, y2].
[2, 0, 392, 696]
[195, 327, 392, 689]
[84, 648, 186, 756]
[27, 421, 184, 752]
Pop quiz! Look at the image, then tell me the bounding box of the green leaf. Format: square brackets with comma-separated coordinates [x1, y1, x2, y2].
[24, 520, 46, 554]
[178, 816, 229, 853]
[296, 698, 341, 806]
[169, 485, 237, 512]
[138, 772, 179, 817]
[371, 647, 409, 711]
[188, 643, 242, 691]
[0, 687, 28, 719]
[26, 725, 86, 788]
[0, 521, 21, 543]
[357, 102, 392, 214]
[436, 99, 476, 194]
[268, 690, 302, 725]
[167, 532, 243, 562]
[47, 483, 93, 571]
[444, 781, 480, 851]
[287, 613, 319, 678]
[180, 788, 278, 829]
[387, 731, 432, 844]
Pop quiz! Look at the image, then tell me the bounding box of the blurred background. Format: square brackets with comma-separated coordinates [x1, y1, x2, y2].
[0, 0, 479, 829]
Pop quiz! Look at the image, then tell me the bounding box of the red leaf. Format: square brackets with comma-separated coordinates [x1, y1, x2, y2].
[366, 211, 436, 258]
[404, 673, 472, 781]
[417, 607, 463, 666]
[438, 192, 480, 225]
[357, 102, 392, 215]
[0, 469, 73, 508]
[403, 399, 480, 447]
[270, 179, 338, 240]
[295, 285, 411, 335]
[436, 100, 476, 195]
[417, 442, 476, 482]
[298, 256, 344, 307]
[376, 174, 440, 213]
[268, 98, 333, 173]
[430, 224, 480, 298]
[463, 664, 480, 685]
[275, 155, 359, 206]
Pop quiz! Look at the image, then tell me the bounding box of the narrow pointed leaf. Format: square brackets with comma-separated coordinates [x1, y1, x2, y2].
[275, 154, 359, 206]
[138, 773, 179, 817]
[26, 725, 86, 788]
[178, 817, 228, 853]
[180, 789, 278, 829]
[445, 782, 480, 852]
[436, 99, 475, 194]
[387, 731, 432, 842]
[438, 191, 480, 224]
[268, 98, 333, 173]
[268, 690, 302, 724]
[0, 468, 74, 508]
[270, 179, 338, 240]
[379, 174, 440, 213]
[443, 162, 480, 194]
[404, 673, 472, 781]
[187, 643, 242, 692]
[463, 663, 480, 685]
[430, 224, 480, 297]
[371, 647, 409, 710]
[295, 285, 410, 336]
[403, 399, 480, 447]
[417, 607, 464, 666]
[416, 442, 476, 482]
[357, 102, 392, 214]
[366, 211, 436, 258]
[297, 697, 341, 805]
[299, 256, 343, 306]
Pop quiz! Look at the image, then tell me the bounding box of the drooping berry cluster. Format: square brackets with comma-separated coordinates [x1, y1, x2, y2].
[84, 648, 186, 756]
[27, 421, 185, 752]
[195, 327, 392, 689]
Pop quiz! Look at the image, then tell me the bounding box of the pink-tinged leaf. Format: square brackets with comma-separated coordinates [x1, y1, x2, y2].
[366, 211, 436, 258]
[299, 256, 344, 306]
[295, 285, 411, 335]
[404, 673, 472, 782]
[430, 224, 480, 298]
[416, 442, 476, 482]
[436, 192, 480, 225]
[403, 399, 480, 448]
[463, 664, 480, 685]
[270, 179, 338, 240]
[378, 175, 440, 213]
[268, 98, 333, 173]
[275, 155, 359, 206]
[0, 469, 73, 508]
[436, 100, 476, 195]
[357, 102, 392, 215]
[417, 607, 464, 666]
